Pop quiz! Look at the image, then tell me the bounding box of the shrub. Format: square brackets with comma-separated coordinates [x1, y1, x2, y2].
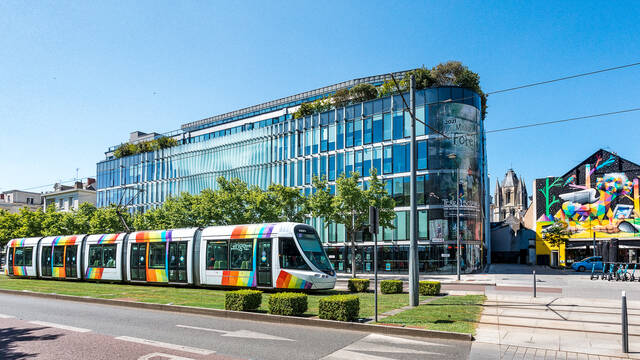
[380, 279, 403, 294]
[349, 83, 378, 103]
[419, 281, 441, 296]
[348, 278, 370, 293]
[268, 292, 308, 316]
[318, 295, 360, 322]
[225, 289, 262, 311]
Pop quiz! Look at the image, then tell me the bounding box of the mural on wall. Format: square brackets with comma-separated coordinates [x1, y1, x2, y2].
[535, 151, 640, 239]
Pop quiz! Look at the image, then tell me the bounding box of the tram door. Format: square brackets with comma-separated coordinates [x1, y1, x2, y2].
[7, 249, 13, 275]
[65, 246, 78, 278]
[168, 242, 187, 283]
[131, 243, 147, 281]
[257, 239, 272, 286]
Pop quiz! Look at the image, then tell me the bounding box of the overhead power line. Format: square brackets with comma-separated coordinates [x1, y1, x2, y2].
[486, 61, 640, 95]
[486, 107, 640, 133]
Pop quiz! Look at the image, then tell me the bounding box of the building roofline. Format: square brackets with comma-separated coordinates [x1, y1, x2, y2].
[180, 70, 410, 131]
[42, 188, 96, 197]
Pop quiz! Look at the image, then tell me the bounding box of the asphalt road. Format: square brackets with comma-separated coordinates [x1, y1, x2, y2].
[0, 293, 471, 360]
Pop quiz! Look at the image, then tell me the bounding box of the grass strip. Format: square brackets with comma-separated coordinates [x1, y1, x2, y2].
[377, 295, 486, 334]
[0, 275, 427, 318]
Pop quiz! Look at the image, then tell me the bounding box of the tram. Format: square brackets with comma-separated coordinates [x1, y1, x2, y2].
[3, 223, 336, 290]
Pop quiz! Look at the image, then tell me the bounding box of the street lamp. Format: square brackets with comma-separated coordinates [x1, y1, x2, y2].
[447, 153, 461, 281]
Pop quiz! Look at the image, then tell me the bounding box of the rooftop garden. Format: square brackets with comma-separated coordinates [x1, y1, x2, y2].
[293, 61, 487, 119]
[113, 136, 178, 158]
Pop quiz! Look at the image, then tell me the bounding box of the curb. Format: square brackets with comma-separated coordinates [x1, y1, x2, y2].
[0, 288, 472, 341]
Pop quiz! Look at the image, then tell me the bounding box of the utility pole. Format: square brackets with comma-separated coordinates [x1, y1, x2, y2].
[409, 75, 419, 306]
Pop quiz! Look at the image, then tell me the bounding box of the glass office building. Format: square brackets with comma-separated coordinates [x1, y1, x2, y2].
[97, 72, 490, 274]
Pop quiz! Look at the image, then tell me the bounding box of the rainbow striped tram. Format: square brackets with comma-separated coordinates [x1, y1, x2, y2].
[3, 223, 336, 290]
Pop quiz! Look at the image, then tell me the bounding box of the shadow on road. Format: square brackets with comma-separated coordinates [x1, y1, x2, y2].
[0, 326, 62, 359]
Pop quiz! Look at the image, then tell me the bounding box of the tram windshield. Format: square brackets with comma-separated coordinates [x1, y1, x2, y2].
[295, 227, 334, 274]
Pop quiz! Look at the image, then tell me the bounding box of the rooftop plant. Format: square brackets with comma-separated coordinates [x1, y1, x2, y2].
[113, 136, 178, 158]
[292, 61, 486, 119]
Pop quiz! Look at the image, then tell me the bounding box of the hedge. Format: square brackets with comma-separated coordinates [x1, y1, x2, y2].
[380, 279, 403, 294]
[225, 289, 262, 311]
[318, 295, 360, 322]
[268, 292, 308, 316]
[419, 281, 441, 296]
[348, 278, 370, 292]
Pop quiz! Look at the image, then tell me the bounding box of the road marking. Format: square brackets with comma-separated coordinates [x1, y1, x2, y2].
[365, 333, 448, 346]
[29, 320, 91, 333]
[0, 313, 15, 319]
[115, 336, 215, 355]
[176, 324, 226, 333]
[176, 324, 294, 341]
[321, 333, 447, 359]
[138, 352, 195, 360]
[322, 349, 393, 360]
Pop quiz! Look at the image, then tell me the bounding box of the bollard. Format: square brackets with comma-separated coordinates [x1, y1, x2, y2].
[622, 291, 628, 353]
[533, 270, 536, 298]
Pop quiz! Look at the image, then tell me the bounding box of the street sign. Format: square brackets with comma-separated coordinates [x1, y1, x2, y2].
[441, 253, 450, 258]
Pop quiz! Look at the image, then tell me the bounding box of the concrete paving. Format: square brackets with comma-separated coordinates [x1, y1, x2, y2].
[469, 264, 640, 359]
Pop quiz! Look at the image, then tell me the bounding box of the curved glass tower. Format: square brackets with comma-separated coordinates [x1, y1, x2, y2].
[97, 74, 488, 274]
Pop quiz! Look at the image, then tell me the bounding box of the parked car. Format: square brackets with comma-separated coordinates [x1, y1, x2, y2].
[571, 256, 603, 272]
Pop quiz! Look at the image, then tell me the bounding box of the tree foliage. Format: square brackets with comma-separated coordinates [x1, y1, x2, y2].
[113, 136, 179, 158]
[349, 83, 378, 104]
[332, 88, 351, 108]
[543, 223, 570, 249]
[0, 174, 392, 255]
[309, 170, 395, 277]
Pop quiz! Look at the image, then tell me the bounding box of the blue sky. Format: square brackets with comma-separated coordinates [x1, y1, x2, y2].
[1, 1, 639, 196]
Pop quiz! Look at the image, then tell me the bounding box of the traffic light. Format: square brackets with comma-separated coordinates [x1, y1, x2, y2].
[369, 206, 379, 235]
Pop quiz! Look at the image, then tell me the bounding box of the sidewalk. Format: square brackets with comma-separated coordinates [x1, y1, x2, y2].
[470, 294, 640, 359]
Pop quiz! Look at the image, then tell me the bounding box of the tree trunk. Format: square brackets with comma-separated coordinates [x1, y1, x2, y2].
[351, 229, 357, 278]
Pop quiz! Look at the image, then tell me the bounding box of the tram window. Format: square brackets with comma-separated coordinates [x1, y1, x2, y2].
[279, 238, 311, 271]
[88, 245, 116, 268]
[23, 248, 33, 266]
[148, 243, 165, 269]
[14, 248, 24, 266]
[89, 246, 102, 267]
[103, 245, 116, 268]
[206, 241, 228, 270]
[53, 247, 64, 267]
[230, 241, 253, 270]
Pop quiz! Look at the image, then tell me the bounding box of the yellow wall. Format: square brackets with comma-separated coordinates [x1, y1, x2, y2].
[535, 222, 566, 267]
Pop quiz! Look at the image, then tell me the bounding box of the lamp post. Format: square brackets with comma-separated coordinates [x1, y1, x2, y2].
[448, 153, 461, 281]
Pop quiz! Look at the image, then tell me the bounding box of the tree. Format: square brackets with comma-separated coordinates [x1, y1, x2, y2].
[113, 143, 137, 158]
[365, 168, 396, 230]
[403, 66, 435, 90]
[90, 205, 132, 234]
[0, 210, 20, 247]
[349, 83, 378, 104]
[293, 102, 314, 119]
[431, 61, 487, 118]
[310, 172, 367, 277]
[543, 223, 570, 249]
[265, 184, 308, 223]
[16, 208, 45, 238]
[332, 88, 351, 108]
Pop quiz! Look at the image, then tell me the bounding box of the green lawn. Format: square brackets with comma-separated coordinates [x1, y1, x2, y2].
[0, 275, 426, 319]
[377, 295, 486, 334]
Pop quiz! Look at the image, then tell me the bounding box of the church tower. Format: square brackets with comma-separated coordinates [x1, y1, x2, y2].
[491, 169, 528, 222]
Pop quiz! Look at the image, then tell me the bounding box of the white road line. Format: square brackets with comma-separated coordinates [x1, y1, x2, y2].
[115, 336, 215, 355]
[176, 324, 226, 333]
[0, 313, 15, 319]
[176, 324, 294, 341]
[29, 320, 91, 333]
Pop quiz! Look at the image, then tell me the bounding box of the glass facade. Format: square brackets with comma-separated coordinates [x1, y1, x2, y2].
[97, 85, 488, 274]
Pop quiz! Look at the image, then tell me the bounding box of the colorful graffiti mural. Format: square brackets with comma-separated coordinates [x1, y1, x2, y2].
[536, 152, 640, 240]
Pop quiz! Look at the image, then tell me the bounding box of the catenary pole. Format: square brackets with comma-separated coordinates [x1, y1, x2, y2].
[456, 161, 461, 281]
[409, 75, 419, 306]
